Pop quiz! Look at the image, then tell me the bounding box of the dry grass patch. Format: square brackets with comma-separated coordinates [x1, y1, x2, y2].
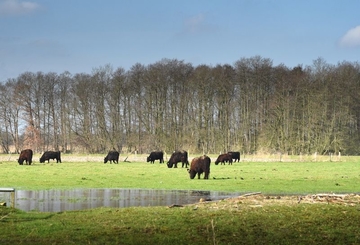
[190, 192, 360, 210]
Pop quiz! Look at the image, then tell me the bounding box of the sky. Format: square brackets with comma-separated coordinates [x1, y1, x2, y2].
[1, 0, 360, 81]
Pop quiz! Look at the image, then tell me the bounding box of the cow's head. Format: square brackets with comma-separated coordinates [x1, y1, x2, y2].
[104, 157, 108, 163]
[189, 170, 196, 179]
[146, 157, 151, 162]
[167, 161, 174, 168]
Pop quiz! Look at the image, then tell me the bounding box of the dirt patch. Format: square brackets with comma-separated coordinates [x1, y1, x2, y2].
[187, 193, 360, 210]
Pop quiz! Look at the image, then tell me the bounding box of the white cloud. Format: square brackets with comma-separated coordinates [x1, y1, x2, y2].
[339, 25, 360, 48]
[184, 13, 206, 34]
[0, 0, 41, 16]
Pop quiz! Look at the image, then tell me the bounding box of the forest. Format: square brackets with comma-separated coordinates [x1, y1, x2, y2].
[0, 56, 360, 155]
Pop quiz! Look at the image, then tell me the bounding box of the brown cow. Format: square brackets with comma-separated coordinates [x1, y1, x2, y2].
[18, 149, 33, 165]
[188, 155, 211, 179]
[167, 150, 189, 168]
[215, 153, 233, 165]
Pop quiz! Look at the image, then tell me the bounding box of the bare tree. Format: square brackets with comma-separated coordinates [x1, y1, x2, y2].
[57, 71, 73, 152]
[107, 67, 127, 152]
[71, 73, 96, 152]
[189, 64, 216, 153]
[0, 80, 21, 152]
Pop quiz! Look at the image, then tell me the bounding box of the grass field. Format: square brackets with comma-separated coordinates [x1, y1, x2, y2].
[0, 153, 358, 194]
[1, 153, 360, 244]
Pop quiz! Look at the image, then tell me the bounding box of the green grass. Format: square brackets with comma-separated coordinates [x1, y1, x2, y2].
[0, 156, 359, 194]
[1, 202, 360, 244]
[1, 154, 360, 244]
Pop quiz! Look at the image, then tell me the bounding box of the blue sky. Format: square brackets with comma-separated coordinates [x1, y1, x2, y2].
[1, 0, 360, 80]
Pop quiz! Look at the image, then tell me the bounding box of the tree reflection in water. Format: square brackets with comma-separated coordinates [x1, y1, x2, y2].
[11, 189, 241, 212]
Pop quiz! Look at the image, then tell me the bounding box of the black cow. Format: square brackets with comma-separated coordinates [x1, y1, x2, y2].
[228, 151, 240, 162]
[167, 150, 189, 168]
[18, 149, 33, 165]
[188, 155, 211, 179]
[215, 153, 233, 165]
[147, 151, 164, 164]
[40, 151, 61, 163]
[104, 150, 119, 164]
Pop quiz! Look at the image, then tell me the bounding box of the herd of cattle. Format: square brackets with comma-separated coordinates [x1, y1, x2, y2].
[104, 150, 240, 180]
[16, 149, 240, 180]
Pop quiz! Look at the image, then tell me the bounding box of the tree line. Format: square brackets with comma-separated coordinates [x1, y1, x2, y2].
[1, 56, 360, 155]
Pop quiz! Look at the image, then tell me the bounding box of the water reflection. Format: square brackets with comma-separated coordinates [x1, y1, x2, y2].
[4, 189, 241, 212]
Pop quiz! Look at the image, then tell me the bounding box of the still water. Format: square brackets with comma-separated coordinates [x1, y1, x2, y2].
[1, 189, 241, 212]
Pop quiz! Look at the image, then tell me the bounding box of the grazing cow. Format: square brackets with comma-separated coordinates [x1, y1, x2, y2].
[188, 155, 211, 179]
[40, 151, 61, 163]
[215, 153, 233, 165]
[167, 150, 189, 168]
[147, 151, 164, 164]
[18, 149, 33, 165]
[228, 151, 240, 162]
[104, 150, 120, 164]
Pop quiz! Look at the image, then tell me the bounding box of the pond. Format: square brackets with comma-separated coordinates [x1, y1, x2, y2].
[0, 189, 242, 212]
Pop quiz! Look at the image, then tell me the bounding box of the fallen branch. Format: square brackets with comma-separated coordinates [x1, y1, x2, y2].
[0, 214, 9, 221]
[241, 192, 262, 197]
[123, 150, 137, 162]
[168, 204, 184, 208]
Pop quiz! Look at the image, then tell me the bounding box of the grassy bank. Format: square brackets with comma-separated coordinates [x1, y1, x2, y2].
[1, 196, 360, 244]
